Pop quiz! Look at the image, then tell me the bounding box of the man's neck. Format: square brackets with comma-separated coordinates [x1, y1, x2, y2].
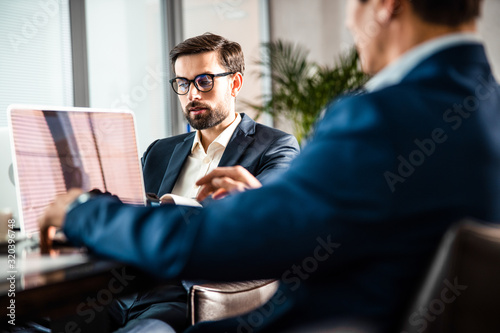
[199, 112, 237, 152]
[385, 18, 477, 70]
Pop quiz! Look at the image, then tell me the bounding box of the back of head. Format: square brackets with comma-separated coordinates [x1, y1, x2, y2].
[356, 0, 483, 26]
[407, 0, 483, 26]
[170, 32, 245, 76]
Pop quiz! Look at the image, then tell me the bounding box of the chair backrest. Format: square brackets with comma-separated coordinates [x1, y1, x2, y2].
[401, 219, 500, 333]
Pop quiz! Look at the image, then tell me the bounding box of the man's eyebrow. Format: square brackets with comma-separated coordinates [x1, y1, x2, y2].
[174, 72, 217, 79]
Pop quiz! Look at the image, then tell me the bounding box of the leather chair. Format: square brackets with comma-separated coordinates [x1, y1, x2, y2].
[188, 279, 279, 325]
[401, 219, 500, 333]
[189, 219, 500, 331]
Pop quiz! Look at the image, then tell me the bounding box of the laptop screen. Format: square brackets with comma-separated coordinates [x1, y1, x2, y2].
[8, 105, 146, 237]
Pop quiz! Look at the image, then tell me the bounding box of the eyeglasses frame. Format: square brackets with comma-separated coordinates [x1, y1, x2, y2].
[169, 72, 236, 95]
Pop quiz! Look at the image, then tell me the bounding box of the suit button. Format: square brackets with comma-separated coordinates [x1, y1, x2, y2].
[203, 157, 210, 164]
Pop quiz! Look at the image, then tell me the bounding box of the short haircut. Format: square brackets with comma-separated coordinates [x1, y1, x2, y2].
[359, 0, 482, 26]
[409, 0, 483, 26]
[169, 33, 245, 76]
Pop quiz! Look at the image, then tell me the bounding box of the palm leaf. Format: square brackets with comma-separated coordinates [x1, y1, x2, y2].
[243, 40, 369, 143]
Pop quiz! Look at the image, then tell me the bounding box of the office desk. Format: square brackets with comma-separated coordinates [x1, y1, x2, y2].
[0, 245, 155, 332]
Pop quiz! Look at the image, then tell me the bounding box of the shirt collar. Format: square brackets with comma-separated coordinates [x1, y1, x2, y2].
[365, 33, 482, 93]
[191, 113, 242, 153]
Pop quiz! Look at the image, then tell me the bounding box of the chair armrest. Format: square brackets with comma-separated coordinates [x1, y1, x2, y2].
[189, 279, 279, 325]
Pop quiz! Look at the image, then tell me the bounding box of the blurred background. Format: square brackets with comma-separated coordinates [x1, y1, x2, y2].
[0, 0, 499, 153]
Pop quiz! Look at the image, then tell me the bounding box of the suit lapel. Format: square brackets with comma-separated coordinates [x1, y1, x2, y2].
[219, 113, 256, 167]
[157, 134, 194, 195]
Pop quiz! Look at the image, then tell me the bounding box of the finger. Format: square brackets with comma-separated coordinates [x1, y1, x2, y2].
[196, 166, 247, 186]
[212, 188, 229, 200]
[40, 226, 56, 254]
[196, 168, 231, 186]
[212, 177, 247, 194]
[196, 183, 216, 202]
[39, 224, 49, 254]
[197, 176, 240, 202]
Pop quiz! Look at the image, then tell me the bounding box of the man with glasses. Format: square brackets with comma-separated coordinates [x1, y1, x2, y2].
[141, 33, 299, 205]
[109, 33, 299, 332]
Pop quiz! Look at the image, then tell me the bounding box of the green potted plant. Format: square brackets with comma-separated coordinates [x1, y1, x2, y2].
[244, 40, 369, 143]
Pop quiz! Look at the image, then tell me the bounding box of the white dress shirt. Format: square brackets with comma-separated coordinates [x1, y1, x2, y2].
[365, 33, 482, 93]
[171, 113, 242, 199]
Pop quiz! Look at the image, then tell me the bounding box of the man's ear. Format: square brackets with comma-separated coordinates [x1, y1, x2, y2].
[230, 72, 243, 97]
[376, 0, 403, 25]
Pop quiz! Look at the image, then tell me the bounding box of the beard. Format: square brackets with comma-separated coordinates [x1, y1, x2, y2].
[184, 98, 231, 130]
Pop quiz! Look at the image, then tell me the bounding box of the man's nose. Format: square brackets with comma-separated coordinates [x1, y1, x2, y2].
[187, 82, 201, 100]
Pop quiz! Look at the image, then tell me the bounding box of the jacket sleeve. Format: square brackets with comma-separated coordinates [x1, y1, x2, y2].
[63, 95, 398, 282]
[254, 132, 300, 184]
[141, 138, 160, 168]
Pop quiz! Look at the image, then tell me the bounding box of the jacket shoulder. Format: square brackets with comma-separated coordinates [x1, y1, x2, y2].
[239, 113, 297, 141]
[250, 122, 300, 153]
[143, 132, 194, 159]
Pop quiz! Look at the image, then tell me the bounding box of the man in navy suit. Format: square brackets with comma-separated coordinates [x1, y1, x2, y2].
[111, 33, 299, 332]
[41, 0, 500, 332]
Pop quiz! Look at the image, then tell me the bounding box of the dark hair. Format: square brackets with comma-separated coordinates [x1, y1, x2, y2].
[409, 0, 483, 26]
[169, 33, 245, 76]
[359, 0, 482, 26]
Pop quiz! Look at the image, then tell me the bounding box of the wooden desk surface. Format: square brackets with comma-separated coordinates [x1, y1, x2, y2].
[0, 246, 154, 328]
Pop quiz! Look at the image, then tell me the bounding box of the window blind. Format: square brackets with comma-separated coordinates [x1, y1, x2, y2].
[0, 0, 73, 127]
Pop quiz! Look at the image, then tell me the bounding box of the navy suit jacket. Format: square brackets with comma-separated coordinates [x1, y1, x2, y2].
[141, 113, 300, 196]
[64, 43, 500, 332]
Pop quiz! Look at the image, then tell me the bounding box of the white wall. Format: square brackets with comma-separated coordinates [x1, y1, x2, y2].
[270, 0, 500, 77]
[86, 0, 169, 154]
[269, 0, 350, 67]
[478, 0, 500, 79]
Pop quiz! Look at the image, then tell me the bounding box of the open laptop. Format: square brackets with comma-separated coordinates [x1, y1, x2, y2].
[7, 105, 147, 241]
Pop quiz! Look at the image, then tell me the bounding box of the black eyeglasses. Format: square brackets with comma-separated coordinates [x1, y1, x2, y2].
[169, 72, 235, 95]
